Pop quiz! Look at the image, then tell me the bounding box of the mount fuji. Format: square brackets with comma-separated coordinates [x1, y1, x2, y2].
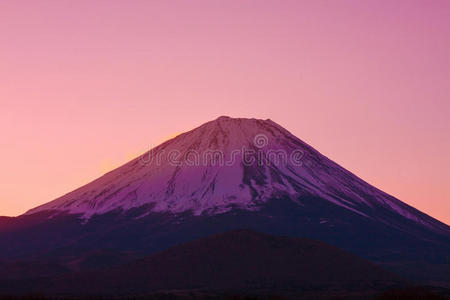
[24, 116, 448, 232]
[0, 116, 449, 290]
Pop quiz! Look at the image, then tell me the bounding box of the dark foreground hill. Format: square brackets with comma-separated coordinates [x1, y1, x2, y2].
[0, 230, 404, 298]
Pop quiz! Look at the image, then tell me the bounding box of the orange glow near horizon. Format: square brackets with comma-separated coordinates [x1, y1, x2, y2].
[1, 1, 449, 224]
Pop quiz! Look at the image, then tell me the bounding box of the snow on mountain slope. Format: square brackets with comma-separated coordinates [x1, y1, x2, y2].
[25, 116, 447, 233]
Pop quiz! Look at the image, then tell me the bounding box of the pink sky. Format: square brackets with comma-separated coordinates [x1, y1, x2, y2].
[1, 1, 449, 224]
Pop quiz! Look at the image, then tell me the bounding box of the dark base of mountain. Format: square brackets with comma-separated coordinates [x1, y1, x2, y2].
[0, 197, 448, 288]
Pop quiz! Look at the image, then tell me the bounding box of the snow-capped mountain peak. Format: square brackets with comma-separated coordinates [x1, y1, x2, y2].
[25, 117, 447, 234]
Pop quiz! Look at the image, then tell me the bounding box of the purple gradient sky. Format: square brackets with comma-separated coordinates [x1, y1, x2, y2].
[1, 1, 449, 223]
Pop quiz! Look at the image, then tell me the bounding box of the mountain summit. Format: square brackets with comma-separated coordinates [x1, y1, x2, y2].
[26, 117, 447, 234]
